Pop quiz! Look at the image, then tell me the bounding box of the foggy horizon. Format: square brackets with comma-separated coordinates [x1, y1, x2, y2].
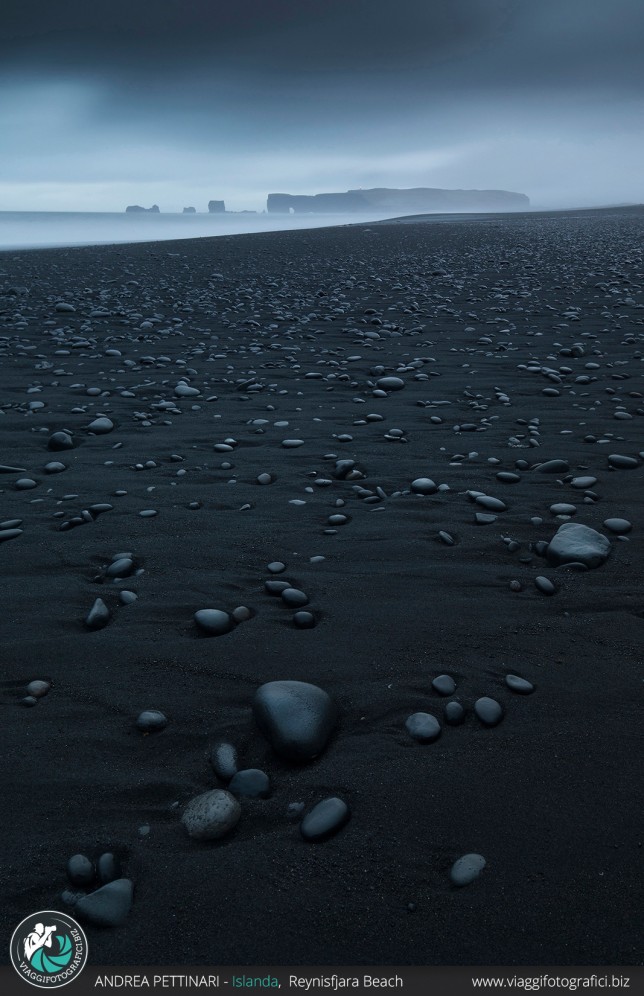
[2, 0, 643, 216]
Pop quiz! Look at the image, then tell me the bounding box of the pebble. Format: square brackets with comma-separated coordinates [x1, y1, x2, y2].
[281, 588, 309, 607]
[210, 742, 239, 782]
[27, 679, 51, 698]
[450, 853, 486, 886]
[75, 878, 134, 927]
[67, 854, 95, 886]
[107, 557, 134, 578]
[194, 608, 233, 635]
[505, 674, 535, 694]
[48, 431, 75, 451]
[97, 853, 121, 884]
[432, 674, 456, 696]
[136, 709, 167, 732]
[546, 522, 611, 568]
[0, 528, 23, 543]
[537, 459, 569, 473]
[293, 610, 316, 628]
[228, 768, 271, 799]
[474, 697, 503, 726]
[85, 598, 110, 630]
[603, 518, 632, 534]
[444, 701, 465, 725]
[411, 478, 437, 495]
[232, 605, 251, 622]
[181, 789, 241, 840]
[87, 416, 114, 434]
[535, 576, 557, 595]
[252, 680, 338, 761]
[300, 797, 350, 841]
[608, 454, 638, 469]
[405, 712, 441, 742]
[376, 376, 405, 391]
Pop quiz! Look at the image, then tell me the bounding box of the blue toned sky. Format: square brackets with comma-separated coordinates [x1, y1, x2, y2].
[1, 0, 643, 211]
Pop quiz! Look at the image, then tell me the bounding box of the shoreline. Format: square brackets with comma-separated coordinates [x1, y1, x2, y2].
[2, 203, 643, 254]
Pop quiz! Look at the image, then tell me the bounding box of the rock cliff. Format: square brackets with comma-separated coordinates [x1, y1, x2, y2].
[267, 187, 529, 214]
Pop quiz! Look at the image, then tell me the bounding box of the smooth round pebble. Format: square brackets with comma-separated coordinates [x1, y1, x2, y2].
[97, 852, 121, 884]
[281, 588, 309, 608]
[535, 576, 557, 595]
[405, 712, 441, 743]
[432, 674, 456, 696]
[474, 697, 503, 726]
[136, 709, 167, 732]
[602, 518, 632, 534]
[228, 768, 271, 799]
[48, 431, 75, 451]
[300, 797, 350, 841]
[411, 478, 437, 495]
[75, 879, 133, 927]
[450, 853, 486, 887]
[210, 742, 239, 782]
[27, 680, 51, 698]
[194, 609, 233, 636]
[67, 854, 95, 886]
[252, 680, 338, 761]
[293, 610, 316, 628]
[444, 701, 465, 725]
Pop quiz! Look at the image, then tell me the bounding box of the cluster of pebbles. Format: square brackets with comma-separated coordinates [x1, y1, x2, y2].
[2, 209, 643, 959]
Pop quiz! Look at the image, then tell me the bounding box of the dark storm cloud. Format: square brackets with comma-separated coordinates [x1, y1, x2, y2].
[2, 0, 644, 90]
[0, 0, 512, 77]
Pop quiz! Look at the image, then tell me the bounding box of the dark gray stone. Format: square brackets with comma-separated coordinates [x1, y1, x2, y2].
[252, 680, 338, 762]
[474, 697, 503, 726]
[181, 790, 241, 840]
[450, 853, 486, 886]
[136, 709, 167, 732]
[300, 797, 350, 841]
[546, 522, 611, 569]
[75, 878, 133, 927]
[210, 742, 239, 782]
[228, 768, 271, 799]
[67, 854, 95, 886]
[505, 674, 535, 694]
[194, 609, 233, 636]
[432, 674, 456, 696]
[405, 712, 441, 743]
[85, 598, 110, 630]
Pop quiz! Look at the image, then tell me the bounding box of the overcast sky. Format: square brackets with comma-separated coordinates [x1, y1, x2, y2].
[1, 0, 643, 212]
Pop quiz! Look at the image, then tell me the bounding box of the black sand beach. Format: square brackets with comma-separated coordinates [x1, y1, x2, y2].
[1, 207, 643, 966]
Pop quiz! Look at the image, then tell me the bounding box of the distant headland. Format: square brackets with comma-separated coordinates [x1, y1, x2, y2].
[124, 187, 529, 215]
[267, 187, 530, 213]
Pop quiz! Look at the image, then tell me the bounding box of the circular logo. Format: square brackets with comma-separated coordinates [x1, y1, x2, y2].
[10, 911, 88, 989]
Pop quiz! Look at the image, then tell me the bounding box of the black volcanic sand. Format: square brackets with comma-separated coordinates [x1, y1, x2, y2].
[1, 207, 643, 966]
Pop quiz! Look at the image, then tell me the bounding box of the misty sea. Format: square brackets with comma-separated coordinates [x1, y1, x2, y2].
[0, 210, 400, 251]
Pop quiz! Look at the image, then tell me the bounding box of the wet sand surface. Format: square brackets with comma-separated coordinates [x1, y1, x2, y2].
[1, 207, 643, 965]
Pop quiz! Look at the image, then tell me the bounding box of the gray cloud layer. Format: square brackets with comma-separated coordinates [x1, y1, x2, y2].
[2, 1, 643, 211]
